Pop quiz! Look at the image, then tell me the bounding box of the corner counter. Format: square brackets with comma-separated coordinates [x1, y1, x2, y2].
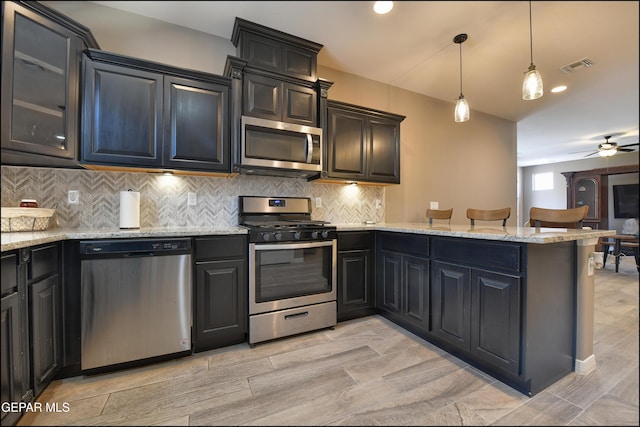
[336, 222, 615, 393]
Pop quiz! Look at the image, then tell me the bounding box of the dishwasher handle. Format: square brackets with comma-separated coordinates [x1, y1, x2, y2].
[123, 252, 156, 258]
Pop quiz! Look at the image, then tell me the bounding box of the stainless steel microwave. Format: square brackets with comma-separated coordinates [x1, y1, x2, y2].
[241, 116, 322, 173]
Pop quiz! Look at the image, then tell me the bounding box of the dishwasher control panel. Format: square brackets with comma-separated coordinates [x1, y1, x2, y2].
[80, 238, 191, 255]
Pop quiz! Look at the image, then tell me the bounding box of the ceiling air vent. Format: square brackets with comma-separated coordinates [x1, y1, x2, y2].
[560, 57, 595, 74]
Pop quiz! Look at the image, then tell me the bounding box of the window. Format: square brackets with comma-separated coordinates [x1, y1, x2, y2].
[532, 172, 553, 191]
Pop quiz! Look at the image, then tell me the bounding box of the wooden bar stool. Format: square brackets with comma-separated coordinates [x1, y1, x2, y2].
[466, 207, 510, 226]
[426, 208, 453, 225]
[528, 205, 588, 229]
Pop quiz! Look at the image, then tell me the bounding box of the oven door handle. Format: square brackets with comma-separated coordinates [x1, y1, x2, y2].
[251, 240, 334, 251]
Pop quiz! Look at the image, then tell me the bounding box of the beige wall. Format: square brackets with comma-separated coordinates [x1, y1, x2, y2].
[320, 67, 517, 224]
[47, 1, 518, 225]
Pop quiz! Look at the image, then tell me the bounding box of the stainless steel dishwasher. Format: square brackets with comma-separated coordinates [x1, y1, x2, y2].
[80, 238, 192, 370]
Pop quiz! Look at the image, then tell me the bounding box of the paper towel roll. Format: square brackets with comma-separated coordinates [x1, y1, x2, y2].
[119, 190, 140, 229]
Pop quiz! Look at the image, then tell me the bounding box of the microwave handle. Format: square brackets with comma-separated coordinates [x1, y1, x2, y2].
[306, 134, 313, 164]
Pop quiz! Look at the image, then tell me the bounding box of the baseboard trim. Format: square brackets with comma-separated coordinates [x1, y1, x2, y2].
[575, 354, 597, 375]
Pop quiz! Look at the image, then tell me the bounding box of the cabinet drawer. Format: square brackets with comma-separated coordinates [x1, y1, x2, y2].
[1, 252, 18, 295]
[338, 231, 373, 251]
[433, 237, 522, 272]
[377, 232, 429, 257]
[195, 235, 247, 261]
[30, 244, 59, 281]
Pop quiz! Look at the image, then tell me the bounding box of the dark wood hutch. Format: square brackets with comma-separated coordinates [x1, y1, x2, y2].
[562, 164, 639, 230]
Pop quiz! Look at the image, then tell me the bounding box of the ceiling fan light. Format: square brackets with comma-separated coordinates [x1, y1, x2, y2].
[523, 65, 543, 100]
[454, 96, 469, 122]
[598, 148, 617, 157]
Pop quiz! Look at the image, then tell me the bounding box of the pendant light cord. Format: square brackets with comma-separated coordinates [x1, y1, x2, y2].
[459, 42, 463, 96]
[528, 0, 534, 65]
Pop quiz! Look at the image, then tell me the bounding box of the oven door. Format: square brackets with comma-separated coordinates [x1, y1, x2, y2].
[249, 239, 337, 315]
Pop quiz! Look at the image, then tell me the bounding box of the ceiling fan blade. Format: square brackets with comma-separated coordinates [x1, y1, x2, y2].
[618, 142, 639, 148]
[583, 151, 599, 157]
[617, 148, 636, 152]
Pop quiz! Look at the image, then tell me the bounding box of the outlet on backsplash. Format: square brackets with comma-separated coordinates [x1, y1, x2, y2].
[68, 190, 79, 204]
[187, 192, 197, 206]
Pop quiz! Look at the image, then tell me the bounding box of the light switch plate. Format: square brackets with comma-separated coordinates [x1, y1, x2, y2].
[315, 197, 322, 208]
[375, 199, 382, 209]
[430, 201, 439, 209]
[187, 192, 197, 206]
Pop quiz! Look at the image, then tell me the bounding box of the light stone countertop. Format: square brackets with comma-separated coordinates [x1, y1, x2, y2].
[334, 222, 615, 244]
[1, 226, 248, 252]
[2, 222, 615, 252]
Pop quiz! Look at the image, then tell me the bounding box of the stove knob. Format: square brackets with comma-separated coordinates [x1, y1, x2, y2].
[321, 230, 329, 239]
[311, 231, 319, 239]
[262, 233, 270, 241]
[274, 232, 282, 241]
[293, 232, 301, 240]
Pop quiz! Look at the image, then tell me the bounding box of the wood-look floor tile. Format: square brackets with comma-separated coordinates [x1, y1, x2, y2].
[189, 368, 355, 425]
[249, 346, 380, 395]
[17, 394, 108, 426]
[492, 390, 583, 425]
[453, 379, 530, 425]
[567, 394, 640, 426]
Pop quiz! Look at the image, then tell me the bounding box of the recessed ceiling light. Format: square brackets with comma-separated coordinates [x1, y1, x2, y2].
[374, 1, 393, 14]
[551, 85, 567, 93]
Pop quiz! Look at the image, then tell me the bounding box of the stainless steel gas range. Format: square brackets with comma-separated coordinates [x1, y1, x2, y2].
[239, 196, 337, 346]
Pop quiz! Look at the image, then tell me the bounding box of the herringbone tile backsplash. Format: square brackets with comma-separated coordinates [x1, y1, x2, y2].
[1, 166, 384, 229]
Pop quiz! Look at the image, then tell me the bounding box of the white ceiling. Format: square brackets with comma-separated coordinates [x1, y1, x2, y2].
[91, 1, 639, 167]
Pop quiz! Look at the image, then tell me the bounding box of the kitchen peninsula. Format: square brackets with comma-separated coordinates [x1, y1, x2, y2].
[1, 223, 614, 399]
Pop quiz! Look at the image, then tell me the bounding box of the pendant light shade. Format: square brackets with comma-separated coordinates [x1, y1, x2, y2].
[523, 0, 543, 100]
[454, 96, 469, 123]
[453, 33, 469, 122]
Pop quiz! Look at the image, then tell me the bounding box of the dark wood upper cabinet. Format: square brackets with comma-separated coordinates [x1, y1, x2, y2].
[325, 100, 405, 184]
[1, 0, 98, 168]
[81, 49, 231, 174]
[231, 18, 322, 82]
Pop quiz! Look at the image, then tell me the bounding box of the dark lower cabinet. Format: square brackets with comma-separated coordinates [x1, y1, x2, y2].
[431, 262, 471, 351]
[376, 232, 429, 333]
[337, 232, 375, 321]
[470, 269, 520, 375]
[29, 275, 60, 397]
[193, 236, 247, 352]
[1, 292, 24, 427]
[27, 244, 61, 399]
[431, 261, 520, 375]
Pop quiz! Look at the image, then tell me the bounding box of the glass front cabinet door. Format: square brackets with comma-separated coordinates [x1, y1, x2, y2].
[574, 178, 598, 221]
[1, 1, 97, 166]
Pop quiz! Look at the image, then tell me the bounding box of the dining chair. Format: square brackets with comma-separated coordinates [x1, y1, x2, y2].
[466, 207, 510, 226]
[426, 208, 453, 225]
[528, 205, 588, 229]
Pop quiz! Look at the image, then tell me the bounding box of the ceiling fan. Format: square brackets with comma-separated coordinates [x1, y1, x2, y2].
[583, 135, 639, 157]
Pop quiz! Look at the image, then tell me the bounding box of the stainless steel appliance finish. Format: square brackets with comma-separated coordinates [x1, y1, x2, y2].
[240, 196, 337, 345]
[80, 239, 192, 370]
[240, 116, 322, 178]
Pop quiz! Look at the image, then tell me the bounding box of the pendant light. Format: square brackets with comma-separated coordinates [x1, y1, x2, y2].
[522, 0, 543, 100]
[454, 33, 469, 123]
